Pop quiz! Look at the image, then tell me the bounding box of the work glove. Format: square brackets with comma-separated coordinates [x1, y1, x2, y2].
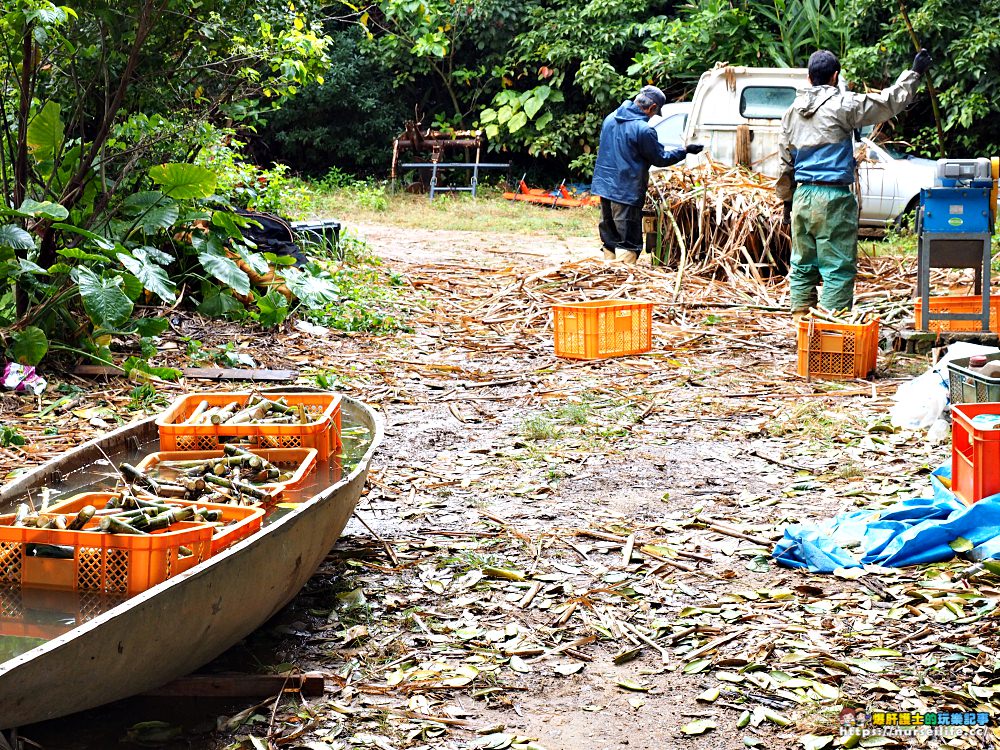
[912, 48, 932, 76]
[685, 143, 705, 155]
[781, 202, 792, 226]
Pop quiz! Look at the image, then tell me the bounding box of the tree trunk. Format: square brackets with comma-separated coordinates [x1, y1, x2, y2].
[14, 23, 34, 316]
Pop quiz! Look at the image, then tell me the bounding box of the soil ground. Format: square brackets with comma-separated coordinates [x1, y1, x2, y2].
[4, 219, 992, 750]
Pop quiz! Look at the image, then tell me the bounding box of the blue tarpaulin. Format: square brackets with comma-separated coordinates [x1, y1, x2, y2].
[772, 465, 1000, 572]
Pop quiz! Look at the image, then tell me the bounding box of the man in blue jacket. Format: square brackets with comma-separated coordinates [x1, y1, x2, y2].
[592, 85, 703, 264]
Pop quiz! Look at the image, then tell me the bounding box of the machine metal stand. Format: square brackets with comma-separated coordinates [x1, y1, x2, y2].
[916, 159, 997, 332]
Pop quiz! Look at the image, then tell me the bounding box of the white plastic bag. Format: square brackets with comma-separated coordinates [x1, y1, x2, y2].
[890, 370, 949, 429]
[890, 342, 1000, 430]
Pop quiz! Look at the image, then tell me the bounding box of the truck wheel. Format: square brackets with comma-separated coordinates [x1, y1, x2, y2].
[893, 196, 920, 232]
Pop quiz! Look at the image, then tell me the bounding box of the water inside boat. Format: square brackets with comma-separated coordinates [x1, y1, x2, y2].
[0, 399, 374, 665]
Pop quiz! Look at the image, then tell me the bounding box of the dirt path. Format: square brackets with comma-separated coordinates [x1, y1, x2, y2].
[7, 223, 983, 750]
[245, 224, 964, 750]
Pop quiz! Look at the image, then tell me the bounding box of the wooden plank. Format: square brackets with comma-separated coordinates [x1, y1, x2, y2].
[180, 368, 299, 382]
[143, 671, 325, 698]
[73, 365, 298, 381]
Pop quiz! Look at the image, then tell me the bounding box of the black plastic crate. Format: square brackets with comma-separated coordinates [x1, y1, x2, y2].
[948, 353, 1000, 404]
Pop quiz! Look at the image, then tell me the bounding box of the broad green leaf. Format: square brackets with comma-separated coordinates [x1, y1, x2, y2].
[507, 111, 528, 133]
[262, 252, 297, 266]
[51, 222, 115, 252]
[0, 225, 34, 251]
[122, 356, 182, 381]
[523, 95, 544, 119]
[969, 684, 995, 699]
[27, 101, 64, 163]
[198, 288, 245, 319]
[479, 108, 498, 123]
[232, 244, 270, 276]
[9, 327, 48, 366]
[198, 252, 250, 296]
[149, 163, 218, 199]
[58, 247, 111, 263]
[134, 246, 174, 266]
[132, 317, 170, 337]
[128, 199, 179, 234]
[256, 290, 289, 328]
[117, 253, 176, 302]
[846, 658, 892, 673]
[16, 199, 68, 221]
[18, 258, 47, 274]
[535, 111, 553, 130]
[680, 719, 716, 735]
[472, 734, 513, 750]
[124, 191, 168, 210]
[949, 537, 974, 553]
[211, 210, 247, 241]
[282, 267, 339, 308]
[75, 267, 133, 329]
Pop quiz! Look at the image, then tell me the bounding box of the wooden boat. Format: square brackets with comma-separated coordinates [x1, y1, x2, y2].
[0, 394, 382, 729]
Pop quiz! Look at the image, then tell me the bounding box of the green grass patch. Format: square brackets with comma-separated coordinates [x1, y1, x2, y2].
[521, 414, 563, 441]
[298, 179, 597, 236]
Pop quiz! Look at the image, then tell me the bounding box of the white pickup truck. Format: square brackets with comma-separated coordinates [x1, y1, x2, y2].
[650, 65, 936, 228]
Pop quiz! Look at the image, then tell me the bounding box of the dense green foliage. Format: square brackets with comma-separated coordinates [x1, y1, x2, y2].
[256, 31, 409, 175]
[0, 0, 337, 369]
[263, 0, 998, 179]
[4, 0, 1000, 370]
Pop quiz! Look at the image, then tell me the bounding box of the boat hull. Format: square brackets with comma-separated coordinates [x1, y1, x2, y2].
[0, 395, 381, 729]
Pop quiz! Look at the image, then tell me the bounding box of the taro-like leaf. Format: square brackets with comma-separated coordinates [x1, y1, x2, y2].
[75, 267, 132, 329]
[0, 225, 34, 251]
[149, 163, 217, 199]
[117, 252, 176, 302]
[198, 251, 250, 296]
[9, 326, 48, 365]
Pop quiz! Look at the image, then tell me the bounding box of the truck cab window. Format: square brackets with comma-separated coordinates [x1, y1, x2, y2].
[739, 86, 797, 119]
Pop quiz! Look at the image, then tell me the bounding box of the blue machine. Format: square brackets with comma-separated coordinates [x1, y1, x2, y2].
[917, 158, 998, 332]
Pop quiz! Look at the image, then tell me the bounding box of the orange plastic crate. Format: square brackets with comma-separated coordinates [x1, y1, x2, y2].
[796, 318, 879, 381]
[0, 585, 124, 640]
[552, 300, 653, 360]
[46, 493, 265, 556]
[135, 447, 318, 499]
[951, 403, 1000, 504]
[0, 493, 212, 596]
[914, 295, 999, 332]
[157, 393, 341, 460]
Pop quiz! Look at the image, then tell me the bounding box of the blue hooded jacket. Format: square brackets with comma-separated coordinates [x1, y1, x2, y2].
[592, 101, 687, 207]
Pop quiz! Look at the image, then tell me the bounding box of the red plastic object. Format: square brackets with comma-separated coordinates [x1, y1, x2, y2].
[796, 318, 879, 381]
[135, 447, 318, 499]
[156, 393, 341, 460]
[502, 179, 599, 208]
[552, 300, 654, 360]
[951, 403, 1000, 504]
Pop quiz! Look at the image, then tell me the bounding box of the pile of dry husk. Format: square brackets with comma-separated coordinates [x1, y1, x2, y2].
[646, 161, 791, 283]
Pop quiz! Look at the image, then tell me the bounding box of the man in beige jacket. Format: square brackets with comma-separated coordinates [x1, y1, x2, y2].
[777, 48, 931, 318]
